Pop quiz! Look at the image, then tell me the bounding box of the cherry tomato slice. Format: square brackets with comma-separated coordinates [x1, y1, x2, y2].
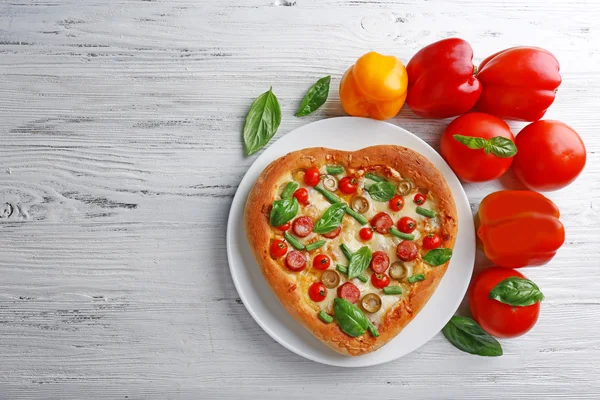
[413, 193, 426, 205]
[339, 176, 358, 194]
[359, 227, 373, 241]
[371, 273, 390, 289]
[397, 216, 417, 233]
[270, 239, 288, 258]
[308, 282, 328, 302]
[304, 168, 321, 186]
[293, 188, 309, 206]
[313, 254, 331, 270]
[423, 233, 441, 249]
[277, 222, 291, 231]
[389, 195, 405, 212]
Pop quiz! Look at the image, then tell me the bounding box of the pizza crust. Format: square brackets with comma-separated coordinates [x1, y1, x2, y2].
[245, 145, 458, 356]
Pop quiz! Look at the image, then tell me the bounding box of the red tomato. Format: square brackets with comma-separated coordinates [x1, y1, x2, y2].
[308, 282, 327, 302]
[423, 233, 441, 249]
[359, 227, 373, 241]
[270, 239, 288, 258]
[304, 168, 321, 186]
[397, 216, 417, 233]
[339, 176, 358, 194]
[513, 120, 586, 191]
[371, 273, 390, 289]
[313, 254, 331, 270]
[469, 267, 540, 338]
[413, 193, 426, 205]
[440, 112, 516, 182]
[293, 188, 309, 206]
[389, 195, 404, 211]
[277, 222, 290, 231]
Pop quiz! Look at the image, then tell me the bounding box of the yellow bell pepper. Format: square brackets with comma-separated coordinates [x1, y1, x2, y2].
[339, 52, 408, 120]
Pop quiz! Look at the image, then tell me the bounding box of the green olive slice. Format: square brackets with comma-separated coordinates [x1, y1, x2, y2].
[361, 293, 382, 313]
[397, 179, 414, 196]
[323, 175, 339, 192]
[321, 270, 340, 289]
[389, 261, 409, 280]
[351, 195, 369, 214]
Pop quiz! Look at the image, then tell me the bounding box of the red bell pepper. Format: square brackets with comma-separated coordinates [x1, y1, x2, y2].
[476, 47, 561, 121]
[406, 38, 482, 119]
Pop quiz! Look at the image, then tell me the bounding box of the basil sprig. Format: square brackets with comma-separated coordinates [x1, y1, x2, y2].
[442, 316, 503, 357]
[313, 203, 346, 234]
[334, 298, 371, 337]
[365, 181, 396, 202]
[453, 134, 517, 158]
[243, 87, 282, 155]
[348, 246, 372, 279]
[295, 76, 331, 117]
[269, 198, 298, 227]
[489, 277, 545, 307]
[423, 248, 453, 266]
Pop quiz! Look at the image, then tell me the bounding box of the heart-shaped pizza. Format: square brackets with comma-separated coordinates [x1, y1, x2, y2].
[245, 145, 458, 356]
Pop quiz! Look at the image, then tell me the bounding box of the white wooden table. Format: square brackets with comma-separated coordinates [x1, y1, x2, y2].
[1, 0, 599, 398]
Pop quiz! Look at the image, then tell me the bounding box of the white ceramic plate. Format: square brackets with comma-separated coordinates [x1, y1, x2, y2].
[226, 117, 475, 367]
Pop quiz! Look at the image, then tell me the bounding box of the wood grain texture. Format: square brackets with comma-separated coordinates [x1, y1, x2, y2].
[0, 0, 599, 398]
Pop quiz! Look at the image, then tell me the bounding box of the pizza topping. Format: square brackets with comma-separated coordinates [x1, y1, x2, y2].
[334, 297, 378, 338]
[389, 261, 410, 280]
[339, 176, 358, 194]
[306, 240, 326, 252]
[416, 206, 436, 218]
[336, 264, 369, 283]
[322, 225, 342, 239]
[309, 282, 328, 302]
[276, 222, 291, 231]
[281, 181, 299, 199]
[313, 254, 331, 270]
[318, 310, 334, 324]
[364, 173, 386, 182]
[321, 270, 341, 288]
[371, 212, 393, 234]
[422, 248, 453, 266]
[285, 250, 307, 272]
[314, 185, 368, 225]
[397, 216, 417, 233]
[389, 226, 415, 241]
[347, 246, 373, 279]
[371, 273, 391, 289]
[270, 197, 299, 227]
[292, 216, 314, 237]
[359, 227, 373, 241]
[284, 231, 306, 250]
[389, 195, 405, 212]
[408, 273, 425, 283]
[383, 286, 403, 295]
[326, 165, 345, 175]
[370, 251, 390, 273]
[365, 180, 397, 202]
[293, 188, 309, 206]
[304, 167, 321, 186]
[397, 241, 418, 261]
[270, 239, 288, 258]
[423, 233, 442, 249]
[313, 203, 346, 234]
[337, 282, 360, 304]
[414, 193, 427, 205]
[361, 293, 382, 313]
[323, 174, 339, 192]
[350, 196, 369, 214]
[397, 179, 414, 196]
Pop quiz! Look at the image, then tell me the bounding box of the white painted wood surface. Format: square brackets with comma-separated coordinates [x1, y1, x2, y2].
[1, 0, 599, 398]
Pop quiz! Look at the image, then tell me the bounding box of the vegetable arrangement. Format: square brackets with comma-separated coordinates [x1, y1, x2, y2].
[241, 36, 587, 358]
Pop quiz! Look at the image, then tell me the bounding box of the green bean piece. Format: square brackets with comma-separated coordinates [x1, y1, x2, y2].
[408, 273, 425, 283]
[367, 320, 380, 337]
[365, 173, 386, 182]
[416, 207, 436, 218]
[281, 181, 299, 199]
[314, 185, 342, 204]
[284, 231, 305, 250]
[326, 165, 345, 175]
[389, 226, 415, 241]
[318, 310, 334, 324]
[356, 273, 369, 283]
[383, 286, 403, 295]
[336, 264, 368, 283]
[345, 207, 368, 225]
[340, 243, 353, 260]
[305, 240, 326, 252]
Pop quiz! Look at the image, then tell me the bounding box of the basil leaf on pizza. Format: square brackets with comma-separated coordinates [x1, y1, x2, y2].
[313, 202, 347, 234]
[365, 180, 396, 202]
[348, 246, 372, 279]
[423, 248, 453, 266]
[269, 198, 299, 227]
[442, 316, 503, 357]
[334, 298, 369, 337]
[489, 277, 544, 307]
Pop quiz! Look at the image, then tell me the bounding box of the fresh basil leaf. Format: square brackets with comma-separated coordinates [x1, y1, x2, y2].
[489, 277, 545, 307]
[442, 316, 503, 357]
[313, 203, 346, 234]
[485, 136, 518, 158]
[348, 246, 372, 279]
[453, 134, 486, 149]
[365, 181, 396, 202]
[407, 274, 425, 283]
[334, 298, 368, 337]
[243, 87, 282, 155]
[422, 248, 452, 266]
[295, 76, 331, 117]
[269, 198, 298, 227]
[280, 181, 299, 199]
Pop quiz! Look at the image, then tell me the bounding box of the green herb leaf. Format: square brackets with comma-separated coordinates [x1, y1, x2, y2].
[489, 277, 545, 307]
[408, 274, 425, 283]
[485, 136, 518, 158]
[422, 248, 452, 266]
[365, 181, 396, 202]
[442, 316, 503, 357]
[348, 246, 372, 279]
[334, 298, 369, 337]
[243, 87, 282, 155]
[280, 181, 299, 199]
[453, 134, 487, 149]
[313, 203, 346, 234]
[269, 198, 299, 227]
[326, 165, 345, 175]
[295, 76, 331, 117]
